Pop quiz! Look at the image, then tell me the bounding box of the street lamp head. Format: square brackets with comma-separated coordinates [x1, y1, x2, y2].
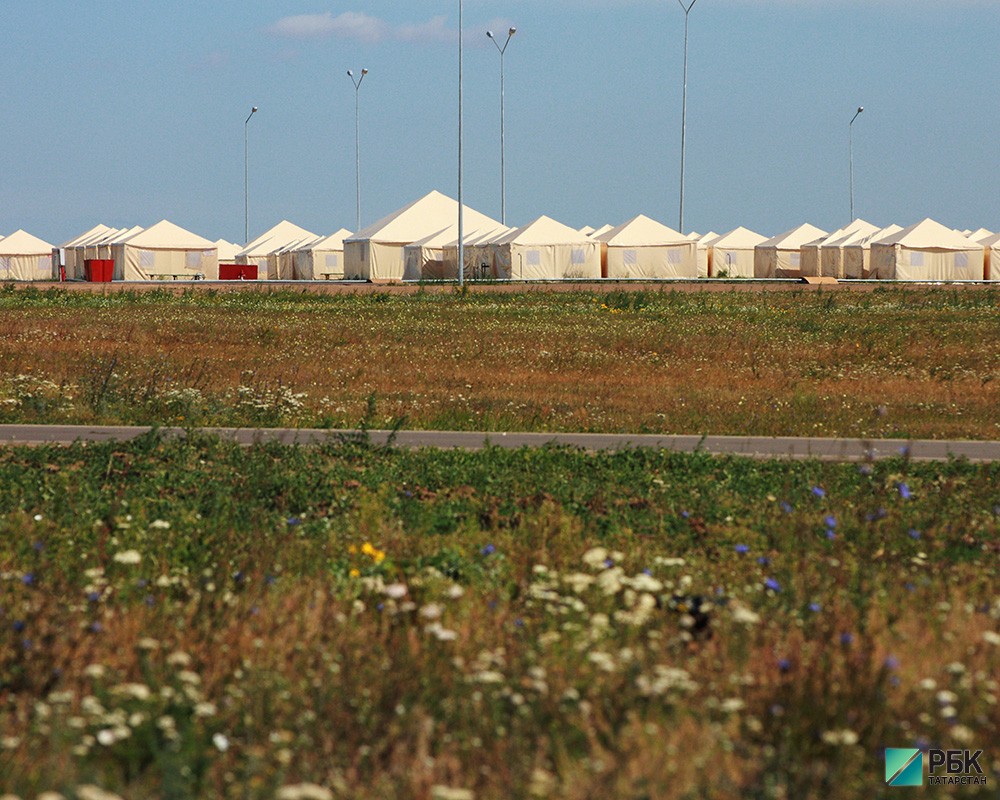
[361, 68, 369, 75]
[509, 27, 517, 36]
[857, 106, 864, 114]
[251, 106, 258, 113]
[486, 30, 494, 38]
[347, 69, 353, 77]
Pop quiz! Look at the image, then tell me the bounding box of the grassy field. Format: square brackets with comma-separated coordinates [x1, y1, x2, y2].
[1, 433, 998, 798]
[1, 285, 1000, 438]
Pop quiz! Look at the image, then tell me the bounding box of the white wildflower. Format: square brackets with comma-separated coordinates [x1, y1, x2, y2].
[983, 631, 1000, 646]
[821, 729, 859, 746]
[276, 784, 334, 800]
[384, 583, 408, 599]
[430, 787, 475, 800]
[582, 547, 609, 570]
[112, 550, 141, 565]
[212, 733, 230, 752]
[419, 603, 443, 621]
[149, 519, 170, 530]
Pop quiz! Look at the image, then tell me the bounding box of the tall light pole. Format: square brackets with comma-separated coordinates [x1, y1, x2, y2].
[348, 69, 368, 232]
[457, 0, 465, 286]
[244, 106, 258, 245]
[487, 27, 516, 226]
[677, 0, 698, 234]
[849, 106, 864, 222]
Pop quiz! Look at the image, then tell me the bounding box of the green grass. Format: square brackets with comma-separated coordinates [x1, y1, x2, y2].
[1, 434, 998, 798]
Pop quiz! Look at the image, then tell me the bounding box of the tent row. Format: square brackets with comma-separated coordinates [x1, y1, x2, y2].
[5, 197, 998, 282]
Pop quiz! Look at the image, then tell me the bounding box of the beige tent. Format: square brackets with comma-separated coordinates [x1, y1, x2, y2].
[870, 218, 985, 281]
[215, 239, 241, 263]
[800, 220, 877, 277]
[578, 225, 596, 236]
[402, 227, 455, 280]
[754, 223, 827, 278]
[981, 232, 1000, 280]
[590, 224, 613, 238]
[111, 220, 218, 281]
[489, 216, 601, 280]
[292, 229, 352, 280]
[693, 231, 718, 278]
[344, 191, 501, 281]
[841, 224, 903, 279]
[442, 224, 512, 279]
[967, 228, 994, 243]
[0, 230, 54, 281]
[819, 221, 882, 278]
[55, 224, 113, 280]
[273, 235, 322, 280]
[237, 221, 318, 280]
[596, 216, 698, 279]
[709, 227, 767, 278]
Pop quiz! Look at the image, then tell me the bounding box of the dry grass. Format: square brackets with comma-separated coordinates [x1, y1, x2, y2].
[1, 285, 999, 438]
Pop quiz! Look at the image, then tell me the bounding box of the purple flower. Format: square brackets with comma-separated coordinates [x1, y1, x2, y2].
[681, 510, 690, 519]
[603, 558, 615, 569]
[734, 544, 750, 554]
[757, 556, 770, 566]
[88, 622, 102, 633]
[825, 529, 836, 540]
[21, 574, 35, 586]
[780, 501, 794, 514]
[286, 516, 301, 526]
[808, 602, 821, 613]
[778, 658, 792, 673]
[824, 515, 837, 529]
[480, 543, 496, 557]
[87, 592, 101, 603]
[884, 655, 900, 670]
[144, 595, 156, 606]
[897, 482, 912, 500]
[12, 620, 26, 633]
[764, 577, 781, 592]
[642, 568, 653, 576]
[908, 528, 921, 540]
[840, 632, 854, 646]
[514, 618, 524, 627]
[376, 602, 385, 612]
[811, 486, 826, 498]
[859, 464, 872, 476]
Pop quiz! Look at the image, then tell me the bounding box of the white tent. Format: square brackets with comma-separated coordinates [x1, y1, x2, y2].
[98, 226, 144, 260]
[981, 232, 1000, 281]
[0, 230, 54, 281]
[841, 224, 903, 279]
[801, 220, 877, 277]
[442, 225, 512, 279]
[237, 221, 318, 280]
[709, 227, 768, 278]
[596, 216, 698, 279]
[274, 235, 322, 280]
[111, 220, 218, 281]
[489, 216, 601, 280]
[692, 231, 718, 278]
[344, 191, 501, 281]
[819, 222, 882, 278]
[870, 218, 985, 281]
[578, 225, 596, 236]
[55, 224, 113, 280]
[754, 223, 827, 278]
[215, 239, 241, 263]
[292, 229, 353, 280]
[967, 228, 994, 244]
[402, 227, 455, 280]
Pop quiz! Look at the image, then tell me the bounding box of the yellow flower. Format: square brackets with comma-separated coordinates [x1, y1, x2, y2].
[348, 545, 357, 555]
[349, 568, 360, 577]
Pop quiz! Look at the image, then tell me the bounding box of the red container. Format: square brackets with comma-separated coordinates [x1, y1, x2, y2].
[240, 264, 257, 280]
[219, 264, 258, 280]
[100, 259, 114, 281]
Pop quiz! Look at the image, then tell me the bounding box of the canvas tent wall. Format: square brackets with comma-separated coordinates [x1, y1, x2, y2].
[55, 224, 113, 280]
[800, 220, 877, 277]
[981, 232, 1000, 280]
[292, 229, 352, 280]
[841, 224, 902, 279]
[344, 191, 501, 281]
[819, 221, 882, 278]
[694, 231, 718, 278]
[870, 218, 985, 281]
[273, 235, 322, 280]
[596, 216, 698, 279]
[0, 230, 54, 281]
[754, 223, 827, 278]
[442, 225, 512, 279]
[215, 239, 241, 264]
[402, 227, 453, 280]
[489, 216, 601, 280]
[238, 221, 318, 280]
[709, 227, 767, 278]
[111, 220, 218, 281]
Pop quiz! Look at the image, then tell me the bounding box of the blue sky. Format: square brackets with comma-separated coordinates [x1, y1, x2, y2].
[2, 1, 999, 245]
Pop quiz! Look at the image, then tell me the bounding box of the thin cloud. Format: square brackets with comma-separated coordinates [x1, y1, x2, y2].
[267, 12, 459, 44]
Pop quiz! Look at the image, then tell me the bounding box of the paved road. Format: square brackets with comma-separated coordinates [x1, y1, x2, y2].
[0, 425, 998, 462]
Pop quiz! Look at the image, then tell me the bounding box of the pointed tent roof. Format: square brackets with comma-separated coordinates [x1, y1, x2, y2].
[443, 224, 512, 248]
[823, 220, 882, 248]
[494, 216, 595, 246]
[710, 226, 768, 249]
[120, 220, 213, 250]
[239, 220, 318, 258]
[590, 224, 613, 238]
[109, 226, 144, 244]
[348, 190, 500, 245]
[59, 224, 115, 249]
[697, 231, 719, 245]
[967, 228, 994, 243]
[981, 231, 1000, 248]
[759, 223, 828, 249]
[578, 225, 596, 236]
[0, 229, 54, 255]
[215, 239, 242, 261]
[299, 229, 354, 252]
[597, 215, 691, 246]
[275, 235, 323, 257]
[872, 218, 983, 250]
[844, 224, 903, 248]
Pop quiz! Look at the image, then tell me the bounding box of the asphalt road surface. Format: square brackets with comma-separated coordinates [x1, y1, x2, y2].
[0, 425, 998, 462]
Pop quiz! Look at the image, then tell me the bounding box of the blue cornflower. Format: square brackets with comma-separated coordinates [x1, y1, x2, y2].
[87, 592, 101, 603]
[603, 558, 615, 569]
[681, 510, 690, 519]
[13, 620, 26, 633]
[825, 529, 836, 540]
[897, 482, 912, 500]
[778, 658, 792, 673]
[808, 602, 821, 613]
[840, 632, 854, 646]
[481, 543, 496, 556]
[286, 516, 301, 526]
[824, 515, 837, 529]
[884, 655, 900, 670]
[780, 501, 794, 514]
[908, 529, 921, 540]
[811, 486, 826, 498]
[21, 574, 35, 586]
[757, 556, 771, 566]
[88, 622, 102, 633]
[764, 577, 781, 592]
[734, 544, 750, 554]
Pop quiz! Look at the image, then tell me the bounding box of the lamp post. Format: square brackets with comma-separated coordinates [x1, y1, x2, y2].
[458, 0, 465, 286]
[487, 27, 516, 226]
[849, 105, 864, 222]
[348, 69, 369, 232]
[677, 0, 698, 234]
[244, 106, 258, 245]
